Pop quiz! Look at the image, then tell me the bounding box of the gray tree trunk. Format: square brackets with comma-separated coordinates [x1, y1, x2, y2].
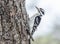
[0, 0, 30, 44]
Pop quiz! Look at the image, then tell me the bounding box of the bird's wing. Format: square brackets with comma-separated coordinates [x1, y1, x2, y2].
[29, 13, 40, 31]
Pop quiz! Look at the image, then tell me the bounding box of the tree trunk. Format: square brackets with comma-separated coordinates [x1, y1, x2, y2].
[0, 0, 30, 44]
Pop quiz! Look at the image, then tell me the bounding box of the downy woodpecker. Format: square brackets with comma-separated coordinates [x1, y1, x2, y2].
[31, 7, 45, 35]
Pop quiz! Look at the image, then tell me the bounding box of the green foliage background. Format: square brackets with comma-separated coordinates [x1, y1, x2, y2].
[31, 34, 60, 44]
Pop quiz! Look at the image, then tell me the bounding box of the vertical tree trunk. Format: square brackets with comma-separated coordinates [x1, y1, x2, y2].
[0, 0, 30, 44]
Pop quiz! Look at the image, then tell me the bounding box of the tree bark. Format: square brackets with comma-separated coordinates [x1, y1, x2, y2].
[0, 0, 30, 44]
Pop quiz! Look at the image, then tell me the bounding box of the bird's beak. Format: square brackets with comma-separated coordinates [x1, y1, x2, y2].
[35, 6, 40, 13]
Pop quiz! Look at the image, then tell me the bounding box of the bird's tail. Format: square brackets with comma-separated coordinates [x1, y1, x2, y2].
[30, 35, 34, 41]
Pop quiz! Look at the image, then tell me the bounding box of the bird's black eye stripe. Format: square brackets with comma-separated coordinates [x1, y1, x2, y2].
[41, 11, 44, 15]
[40, 8, 45, 15]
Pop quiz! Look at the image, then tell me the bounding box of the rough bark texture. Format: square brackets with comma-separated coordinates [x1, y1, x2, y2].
[0, 0, 30, 44]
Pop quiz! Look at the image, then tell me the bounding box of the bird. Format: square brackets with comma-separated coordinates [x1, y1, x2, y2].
[31, 6, 45, 35]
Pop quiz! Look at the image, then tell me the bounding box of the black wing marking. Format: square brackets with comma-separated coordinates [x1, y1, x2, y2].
[34, 16, 41, 26]
[31, 16, 41, 35]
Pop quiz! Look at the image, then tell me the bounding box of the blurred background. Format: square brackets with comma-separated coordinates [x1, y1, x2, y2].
[25, 0, 60, 44]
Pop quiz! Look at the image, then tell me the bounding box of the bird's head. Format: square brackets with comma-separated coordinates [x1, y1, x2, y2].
[35, 6, 45, 16]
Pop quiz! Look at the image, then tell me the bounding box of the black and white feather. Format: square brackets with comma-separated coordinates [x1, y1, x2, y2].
[31, 7, 45, 35]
